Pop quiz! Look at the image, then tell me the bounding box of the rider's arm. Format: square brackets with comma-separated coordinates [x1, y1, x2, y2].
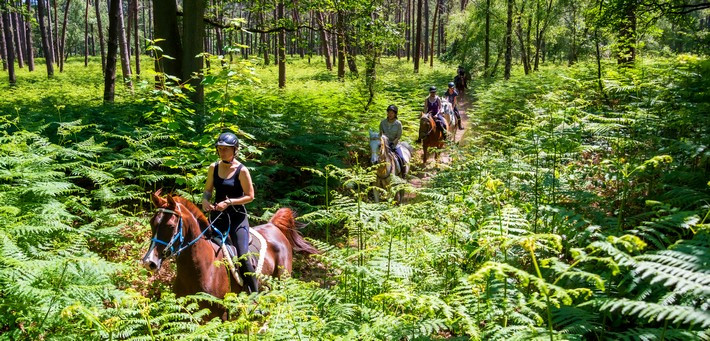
[379, 120, 385, 136]
[392, 121, 402, 145]
[202, 163, 215, 211]
[226, 167, 255, 206]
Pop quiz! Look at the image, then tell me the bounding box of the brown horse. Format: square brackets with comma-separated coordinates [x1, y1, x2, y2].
[418, 113, 446, 165]
[141, 190, 318, 318]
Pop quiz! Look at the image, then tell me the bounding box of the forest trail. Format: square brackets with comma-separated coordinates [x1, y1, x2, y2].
[408, 89, 475, 191]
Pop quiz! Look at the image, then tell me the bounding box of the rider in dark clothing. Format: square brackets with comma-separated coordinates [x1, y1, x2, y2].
[425, 86, 447, 140]
[445, 82, 463, 130]
[202, 132, 259, 294]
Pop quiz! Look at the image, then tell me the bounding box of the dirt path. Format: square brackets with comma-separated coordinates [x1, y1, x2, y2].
[407, 90, 475, 191]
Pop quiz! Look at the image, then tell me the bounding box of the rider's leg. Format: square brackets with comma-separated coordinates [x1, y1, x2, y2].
[436, 115, 447, 139]
[454, 107, 463, 129]
[393, 146, 406, 174]
[230, 215, 259, 294]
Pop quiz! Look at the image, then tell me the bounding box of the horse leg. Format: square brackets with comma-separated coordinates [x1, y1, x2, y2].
[423, 145, 428, 166]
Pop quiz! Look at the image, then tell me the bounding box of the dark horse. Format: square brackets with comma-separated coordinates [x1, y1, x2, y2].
[418, 112, 446, 165]
[142, 190, 318, 318]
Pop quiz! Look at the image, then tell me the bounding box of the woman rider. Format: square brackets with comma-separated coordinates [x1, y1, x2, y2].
[445, 82, 463, 130]
[379, 104, 405, 171]
[424, 86, 447, 140]
[202, 132, 258, 294]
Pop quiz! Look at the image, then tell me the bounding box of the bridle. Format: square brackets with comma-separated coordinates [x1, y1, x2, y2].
[148, 205, 213, 259]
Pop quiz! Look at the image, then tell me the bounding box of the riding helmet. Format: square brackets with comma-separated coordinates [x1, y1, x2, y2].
[448, 82, 455, 88]
[387, 104, 398, 114]
[215, 132, 239, 148]
[429, 86, 437, 92]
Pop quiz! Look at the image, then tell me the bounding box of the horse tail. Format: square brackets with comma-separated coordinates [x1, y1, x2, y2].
[270, 208, 320, 255]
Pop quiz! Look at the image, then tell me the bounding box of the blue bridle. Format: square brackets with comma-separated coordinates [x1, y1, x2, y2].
[148, 206, 213, 259]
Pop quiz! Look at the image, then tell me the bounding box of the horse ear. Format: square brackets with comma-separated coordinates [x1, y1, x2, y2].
[166, 194, 177, 208]
[151, 189, 168, 208]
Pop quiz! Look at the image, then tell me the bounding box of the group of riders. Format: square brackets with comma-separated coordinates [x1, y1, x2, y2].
[195, 68, 468, 293]
[379, 70, 466, 171]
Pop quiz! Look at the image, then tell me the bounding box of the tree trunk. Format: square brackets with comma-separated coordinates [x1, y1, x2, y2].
[277, 0, 285, 87]
[345, 35, 358, 75]
[617, 0, 636, 65]
[414, 0, 422, 72]
[182, 0, 205, 101]
[90, 23, 95, 55]
[153, 0, 181, 79]
[37, 0, 55, 76]
[50, 0, 58, 63]
[317, 11, 332, 70]
[0, 11, 6, 71]
[568, 0, 577, 66]
[484, 0, 490, 77]
[336, 11, 345, 78]
[104, 0, 120, 102]
[15, 12, 27, 66]
[84, 0, 89, 66]
[405, 0, 410, 61]
[515, 1, 530, 75]
[132, 0, 140, 75]
[25, 0, 35, 71]
[423, 0, 428, 62]
[11, 11, 23, 68]
[59, 0, 70, 71]
[504, 0, 512, 80]
[429, 0, 439, 67]
[95, 0, 106, 71]
[2, 9, 15, 84]
[117, 0, 133, 87]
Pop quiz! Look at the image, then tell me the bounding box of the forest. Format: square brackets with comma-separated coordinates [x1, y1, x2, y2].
[0, 0, 709, 339]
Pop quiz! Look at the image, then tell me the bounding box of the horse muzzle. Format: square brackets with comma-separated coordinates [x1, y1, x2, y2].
[141, 249, 163, 272]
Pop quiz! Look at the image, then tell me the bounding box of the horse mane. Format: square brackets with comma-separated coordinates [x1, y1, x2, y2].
[172, 196, 210, 229]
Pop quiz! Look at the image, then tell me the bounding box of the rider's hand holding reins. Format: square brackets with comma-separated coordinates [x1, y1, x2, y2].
[214, 199, 232, 211]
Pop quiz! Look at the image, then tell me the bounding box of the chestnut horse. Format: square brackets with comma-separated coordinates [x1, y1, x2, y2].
[142, 190, 318, 318]
[418, 112, 446, 164]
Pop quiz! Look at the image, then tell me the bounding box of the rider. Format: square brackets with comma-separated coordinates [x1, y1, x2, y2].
[379, 104, 405, 172]
[202, 132, 258, 294]
[445, 82, 463, 130]
[424, 86, 447, 140]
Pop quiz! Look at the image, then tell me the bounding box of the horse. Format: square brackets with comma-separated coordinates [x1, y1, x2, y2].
[440, 99, 458, 143]
[454, 68, 470, 93]
[418, 112, 446, 165]
[141, 190, 318, 319]
[369, 130, 413, 203]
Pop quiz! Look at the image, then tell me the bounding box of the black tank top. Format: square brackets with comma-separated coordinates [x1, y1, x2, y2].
[213, 162, 245, 203]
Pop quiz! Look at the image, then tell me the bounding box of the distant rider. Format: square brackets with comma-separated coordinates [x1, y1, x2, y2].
[379, 104, 405, 171]
[444, 82, 463, 130]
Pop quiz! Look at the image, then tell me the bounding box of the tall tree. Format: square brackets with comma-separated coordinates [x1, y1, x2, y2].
[182, 0, 205, 102]
[37, 0, 55, 76]
[515, 0, 530, 74]
[116, 0, 132, 87]
[0, 11, 6, 71]
[94, 0, 105, 71]
[414, 0, 422, 72]
[277, 0, 285, 87]
[317, 11, 332, 70]
[616, 0, 636, 64]
[423, 0, 428, 61]
[153, 0, 181, 78]
[336, 10, 345, 78]
[59, 0, 70, 72]
[49, 0, 57, 63]
[132, 0, 139, 75]
[104, 0, 120, 101]
[484, 0, 490, 76]
[1, 5, 15, 83]
[429, 0, 439, 67]
[12, 11, 24, 68]
[504, 0, 512, 79]
[84, 0, 89, 66]
[24, 0, 35, 71]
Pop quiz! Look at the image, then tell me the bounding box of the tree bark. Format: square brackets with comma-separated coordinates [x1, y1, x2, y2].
[84, 0, 89, 66]
[25, 0, 35, 71]
[37, 0, 55, 76]
[423, 0, 428, 62]
[429, 0, 439, 67]
[95, 0, 106, 71]
[414, 0, 422, 73]
[260, 11, 269, 65]
[515, 0, 530, 74]
[104, 0, 120, 102]
[182, 0, 205, 101]
[504, 0, 512, 80]
[277, 0, 286, 87]
[317, 11, 331, 70]
[50, 0, 57, 63]
[11, 11, 23, 68]
[0, 9, 6, 71]
[132, 0, 140, 75]
[617, 0, 636, 65]
[345, 35, 358, 75]
[2, 8, 15, 83]
[117, 0, 133, 87]
[336, 11, 345, 78]
[59, 0, 70, 71]
[153, 0, 181, 78]
[405, 0, 410, 61]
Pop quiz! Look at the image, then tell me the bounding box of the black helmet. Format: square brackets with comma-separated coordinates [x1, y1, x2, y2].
[387, 104, 398, 114]
[429, 86, 437, 92]
[448, 82, 455, 88]
[215, 132, 239, 148]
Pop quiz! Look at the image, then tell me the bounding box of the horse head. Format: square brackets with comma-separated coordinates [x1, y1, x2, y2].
[142, 190, 205, 272]
[418, 113, 434, 141]
[369, 129, 381, 165]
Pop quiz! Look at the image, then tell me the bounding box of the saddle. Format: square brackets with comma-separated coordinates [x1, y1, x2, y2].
[209, 229, 267, 286]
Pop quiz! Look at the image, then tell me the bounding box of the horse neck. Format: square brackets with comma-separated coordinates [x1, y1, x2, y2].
[174, 203, 214, 272]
